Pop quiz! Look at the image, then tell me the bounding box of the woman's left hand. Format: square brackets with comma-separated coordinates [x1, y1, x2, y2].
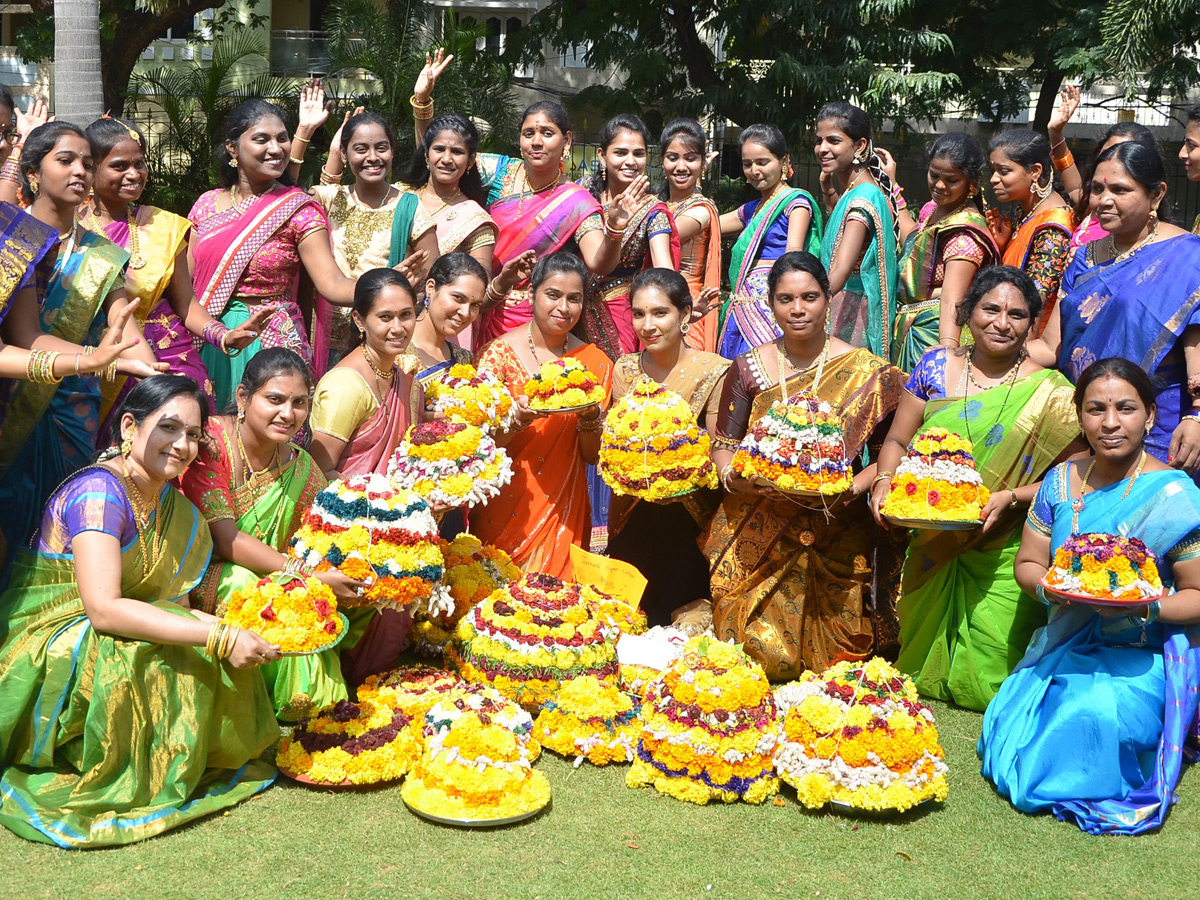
[875, 147, 899, 185]
[978, 490, 1014, 534]
[223, 306, 274, 351]
[394, 249, 429, 283]
[116, 357, 169, 379]
[692, 287, 720, 322]
[297, 80, 331, 135]
[606, 174, 650, 231]
[1169, 417, 1200, 473]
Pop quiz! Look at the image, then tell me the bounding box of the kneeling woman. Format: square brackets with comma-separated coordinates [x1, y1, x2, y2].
[707, 252, 905, 680]
[0, 376, 279, 847]
[980, 358, 1200, 834]
[475, 252, 613, 577]
[181, 349, 366, 718]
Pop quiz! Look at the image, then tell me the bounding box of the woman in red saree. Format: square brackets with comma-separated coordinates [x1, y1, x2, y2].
[986, 130, 1074, 334]
[475, 252, 613, 577]
[411, 51, 658, 350]
[190, 100, 358, 409]
[308, 268, 424, 682]
[578, 114, 680, 360]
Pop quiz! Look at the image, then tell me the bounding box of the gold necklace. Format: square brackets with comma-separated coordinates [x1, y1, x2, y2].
[527, 323, 569, 366]
[120, 458, 161, 574]
[228, 187, 256, 215]
[125, 206, 145, 269]
[1108, 221, 1159, 265]
[421, 185, 462, 218]
[236, 422, 280, 487]
[777, 336, 829, 402]
[1071, 451, 1147, 533]
[518, 168, 559, 215]
[361, 344, 396, 380]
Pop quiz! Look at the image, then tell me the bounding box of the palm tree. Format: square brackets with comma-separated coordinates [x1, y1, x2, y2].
[323, 0, 519, 152]
[53, 0, 104, 124]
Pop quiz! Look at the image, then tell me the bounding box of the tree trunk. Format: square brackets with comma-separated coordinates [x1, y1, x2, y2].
[54, 0, 104, 125]
[1032, 68, 1064, 136]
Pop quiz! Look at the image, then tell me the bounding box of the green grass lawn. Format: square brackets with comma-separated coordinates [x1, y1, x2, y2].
[4, 700, 1200, 900]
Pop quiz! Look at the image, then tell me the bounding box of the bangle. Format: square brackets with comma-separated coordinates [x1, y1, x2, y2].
[870, 471, 894, 492]
[895, 196, 908, 211]
[289, 156, 305, 166]
[202, 320, 230, 349]
[220, 329, 244, 358]
[1144, 599, 1162, 625]
[1053, 151, 1075, 172]
[292, 134, 310, 146]
[26, 349, 63, 383]
[205, 622, 221, 657]
[603, 218, 626, 239]
[1050, 138, 1067, 155]
[73, 353, 82, 376]
[577, 412, 604, 433]
[486, 278, 508, 303]
[410, 93, 433, 110]
[319, 168, 340, 185]
[104, 360, 119, 383]
[1007, 489, 1019, 508]
[0, 156, 20, 186]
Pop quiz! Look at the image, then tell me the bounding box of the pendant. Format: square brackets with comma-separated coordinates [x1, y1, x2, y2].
[129, 255, 146, 269]
[445, 210, 457, 220]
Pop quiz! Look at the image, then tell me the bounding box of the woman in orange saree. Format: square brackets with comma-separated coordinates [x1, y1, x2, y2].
[987, 130, 1074, 334]
[475, 252, 613, 578]
[707, 252, 905, 680]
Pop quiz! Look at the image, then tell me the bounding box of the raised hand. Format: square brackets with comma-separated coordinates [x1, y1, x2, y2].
[875, 147, 899, 185]
[496, 250, 537, 293]
[394, 249, 430, 284]
[692, 286, 721, 321]
[606, 174, 650, 231]
[15, 97, 50, 140]
[986, 209, 1013, 248]
[297, 80, 331, 135]
[223, 305, 273, 351]
[329, 106, 365, 153]
[414, 48, 455, 102]
[85, 298, 141, 372]
[1049, 85, 1081, 135]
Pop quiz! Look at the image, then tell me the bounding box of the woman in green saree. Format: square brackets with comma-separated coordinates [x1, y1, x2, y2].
[870, 266, 1082, 710]
[180, 348, 369, 719]
[816, 102, 899, 360]
[0, 375, 280, 848]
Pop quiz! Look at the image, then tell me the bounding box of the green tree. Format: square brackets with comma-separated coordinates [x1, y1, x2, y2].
[519, 0, 959, 143]
[322, 0, 519, 151]
[1096, 0, 1200, 100]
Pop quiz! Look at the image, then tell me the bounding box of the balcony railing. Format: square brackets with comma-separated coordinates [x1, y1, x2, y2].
[270, 30, 330, 77]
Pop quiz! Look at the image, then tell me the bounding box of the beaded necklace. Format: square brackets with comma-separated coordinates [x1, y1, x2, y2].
[777, 336, 829, 402]
[527, 323, 569, 367]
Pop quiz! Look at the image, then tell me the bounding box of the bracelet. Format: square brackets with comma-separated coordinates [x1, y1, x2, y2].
[202, 320, 231, 349]
[1050, 138, 1067, 155]
[292, 134, 310, 146]
[486, 278, 508, 303]
[1184, 413, 1200, 425]
[603, 219, 626, 239]
[869, 471, 894, 492]
[104, 360, 119, 383]
[205, 622, 222, 657]
[895, 196, 908, 211]
[218, 624, 237, 660]
[1144, 599, 1162, 625]
[26, 349, 63, 384]
[289, 156, 305, 166]
[1007, 489, 1019, 508]
[220, 330, 244, 358]
[410, 93, 433, 110]
[1052, 151, 1075, 172]
[73, 353, 82, 376]
[719, 463, 737, 491]
[84, 346, 96, 356]
[577, 412, 604, 434]
[320, 168, 341, 185]
[0, 156, 20, 186]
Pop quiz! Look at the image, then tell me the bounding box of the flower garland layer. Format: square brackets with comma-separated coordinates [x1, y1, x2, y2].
[289, 474, 451, 615]
[222, 573, 343, 653]
[388, 421, 513, 509]
[425, 363, 515, 432]
[357, 665, 466, 719]
[401, 688, 550, 821]
[534, 675, 641, 766]
[599, 380, 717, 501]
[582, 585, 647, 637]
[410, 535, 522, 655]
[524, 357, 604, 411]
[730, 393, 852, 494]
[1045, 532, 1163, 600]
[773, 658, 949, 813]
[446, 573, 619, 712]
[277, 698, 421, 784]
[617, 625, 689, 696]
[626, 636, 779, 805]
[881, 427, 990, 521]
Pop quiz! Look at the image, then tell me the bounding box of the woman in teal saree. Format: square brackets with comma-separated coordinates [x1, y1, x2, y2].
[871, 267, 1081, 710]
[981, 358, 1200, 835]
[0, 376, 279, 847]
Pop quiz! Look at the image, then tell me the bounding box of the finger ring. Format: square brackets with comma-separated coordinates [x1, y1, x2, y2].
[355, 586, 365, 597]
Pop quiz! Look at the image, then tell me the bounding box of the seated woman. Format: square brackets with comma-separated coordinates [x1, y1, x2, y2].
[410, 252, 490, 386]
[607, 268, 729, 626]
[980, 357, 1200, 835]
[707, 252, 905, 680]
[180, 348, 365, 719]
[475, 252, 613, 577]
[0, 376, 279, 848]
[871, 266, 1082, 710]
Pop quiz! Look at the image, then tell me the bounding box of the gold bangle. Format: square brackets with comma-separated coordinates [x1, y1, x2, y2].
[106, 360, 119, 382]
[320, 168, 340, 185]
[870, 471, 894, 491]
[289, 156, 305, 166]
[292, 134, 310, 145]
[206, 622, 221, 656]
[409, 93, 433, 110]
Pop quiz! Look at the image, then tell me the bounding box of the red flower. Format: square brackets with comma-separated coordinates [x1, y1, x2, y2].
[904, 482, 918, 496]
[259, 602, 277, 621]
[312, 596, 332, 617]
[928, 489, 941, 506]
[324, 621, 339, 634]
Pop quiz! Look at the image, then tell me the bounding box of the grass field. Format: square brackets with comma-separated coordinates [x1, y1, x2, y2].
[4, 700, 1200, 900]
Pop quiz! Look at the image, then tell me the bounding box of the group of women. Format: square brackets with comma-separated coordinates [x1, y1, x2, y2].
[0, 57, 1199, 846]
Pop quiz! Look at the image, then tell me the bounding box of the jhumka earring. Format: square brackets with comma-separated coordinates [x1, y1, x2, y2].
[236, 406, 245, 423]
[121, 434, 133, 457]
[229, 157, 238, 169]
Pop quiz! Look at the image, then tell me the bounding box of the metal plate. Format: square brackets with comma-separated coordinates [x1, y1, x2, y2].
[883, 514, 979, 531]
[534, 403, 601, 414]
[277, 613, 351, 657]
[403, 796, 550, 828]
[749, 475, 849, 498]
[1038, 578, 1165, 609]
[828, 797, 936, 817]
[281, 769, 399, 790]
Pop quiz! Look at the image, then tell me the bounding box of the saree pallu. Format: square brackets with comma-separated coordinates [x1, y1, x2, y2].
[1057, 235, 1200, 478]
[1002, 207, 1074, 333]
[312, 191, 419, 375]
[823, 184, 898, 360]
[980, 467, 1200, 835]
[94, 206, 203, 421]
[0, 201, 58, 326]
[477, 159, 603, 349]
[475, 340, 612, 578]
[0, 486, 278, 847]
[191, 187, 319, 407]
[0, 234, 127, 569]
[895, 370, 1078, 710]
[719, 188, 823, 360]
[707, 349, 904, 680]
[672, 194, 723, 354]
[893, 205, 998, 372]
[582, 198, 680, 361]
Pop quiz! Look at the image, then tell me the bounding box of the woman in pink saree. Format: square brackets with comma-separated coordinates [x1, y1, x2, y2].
[308, 268, 424, 682]
[411, 52, 655, 350]
[190, 100, 357, 409]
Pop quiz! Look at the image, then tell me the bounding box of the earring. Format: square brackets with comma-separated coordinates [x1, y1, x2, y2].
[236, 406, 245, 423]
[597, 159, 607, 182]
[229, 157, 238, 169]
[968, 185, 977, 199]
[1150, 206, 1160, 223]
[1031, 176, 1052, 202]
[29, 180, 38, 194]
[680, 321, 690, 334]
[120, 434, 133, 458]
[854, 146, 870, 165]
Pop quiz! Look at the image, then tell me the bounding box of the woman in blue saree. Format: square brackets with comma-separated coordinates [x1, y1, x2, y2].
[0, 376, 279, 847]
[716, 124, 823, 360]
[816, 103, 898, 360]
[1030, 141, 1200, 478]
[410, 252, 489, 387]
[980, 358, 1200, 835]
